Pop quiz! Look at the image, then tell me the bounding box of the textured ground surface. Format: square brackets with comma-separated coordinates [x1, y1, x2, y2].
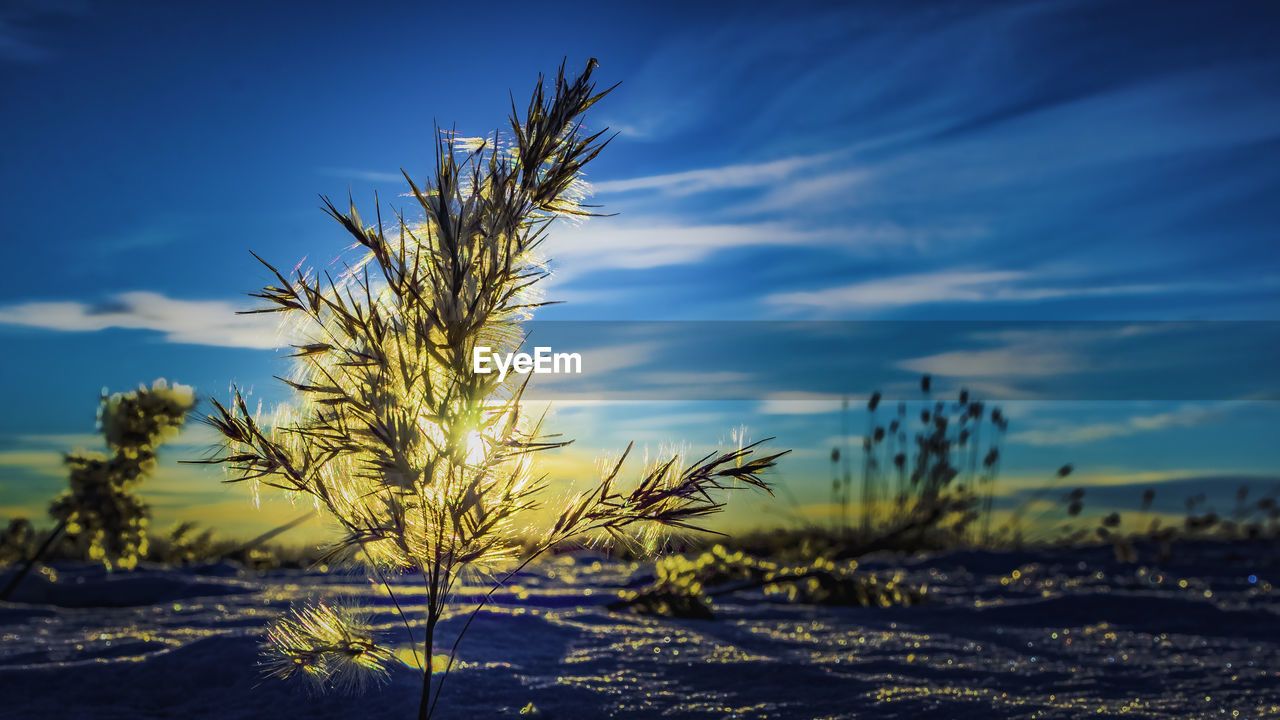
[1, 541, 1278, 719]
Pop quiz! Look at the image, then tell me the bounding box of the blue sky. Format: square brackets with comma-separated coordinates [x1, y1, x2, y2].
[1, 0, 1278, 540]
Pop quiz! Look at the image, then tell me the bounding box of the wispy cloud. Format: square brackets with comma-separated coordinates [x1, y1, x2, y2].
[895, 324, 1170, 382]
[544, 215, 985, 286]
[587, 151, 879, 221]
[590, 153, 840, 196]
[318, 167, 405, 184]
[733, 169, 869, 216]
[0, 292, 283, 349]
[764, 269, 1181, 313]
[545, 221, 828, 281]
[769, 270, 1020, 310]
[1008, 403, 1235, 446]
[755, 392, 847, 416]
[0, 449, 65, 478]
[899, 346, 1079, 379]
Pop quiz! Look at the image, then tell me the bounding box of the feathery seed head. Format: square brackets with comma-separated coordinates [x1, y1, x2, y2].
[261, 601, 394, 694]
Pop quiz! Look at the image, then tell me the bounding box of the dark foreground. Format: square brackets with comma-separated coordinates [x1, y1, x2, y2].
[1, 540, 1278, 719]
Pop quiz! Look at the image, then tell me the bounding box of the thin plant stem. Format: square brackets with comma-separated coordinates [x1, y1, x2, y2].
[427, 549, 544, 719]
[0, 518, 66, 601]
[231, 512, 313, 558]
[362, 547, 420, 671]
[419, 567, 437, 720]
[862, 409, 875, 534]
[420, 612, 436, 720]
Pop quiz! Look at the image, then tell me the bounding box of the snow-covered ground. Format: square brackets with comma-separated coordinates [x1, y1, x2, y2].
[2, 541, 1278, 719]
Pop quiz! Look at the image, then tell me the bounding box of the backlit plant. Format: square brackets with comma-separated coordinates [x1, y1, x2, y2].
[610, 543, 925, 619]
[1, 380, 194, 601]
[50, 379, 196, 570]
[840, 377, 1009, 548]
[195, 60, 784, 719]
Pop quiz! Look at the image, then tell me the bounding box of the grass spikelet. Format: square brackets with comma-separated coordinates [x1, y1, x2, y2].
[261, 601, 394, 694]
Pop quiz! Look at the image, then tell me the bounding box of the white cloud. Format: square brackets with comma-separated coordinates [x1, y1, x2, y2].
[590, 152, 839, 196]
[543, 216, 975, 285]
[767, 270, 1023, 310]
[729, 169, 870, 215]
[587, 153, 881, 222]
[899, 347, 1081, 379]
[970, 324, 1170, 346]
[319, 167, 405, 184]
[0, 450, 65, 478]
[755, 392, 849, 415]
[1008, 403, 1232, 446]
[894, 323, 1180, 385]
[0, 292, 285, 349]
[897, 323, 1187, 383]
[764, 268, 1179, 312]
[544, 221, 828, 281]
